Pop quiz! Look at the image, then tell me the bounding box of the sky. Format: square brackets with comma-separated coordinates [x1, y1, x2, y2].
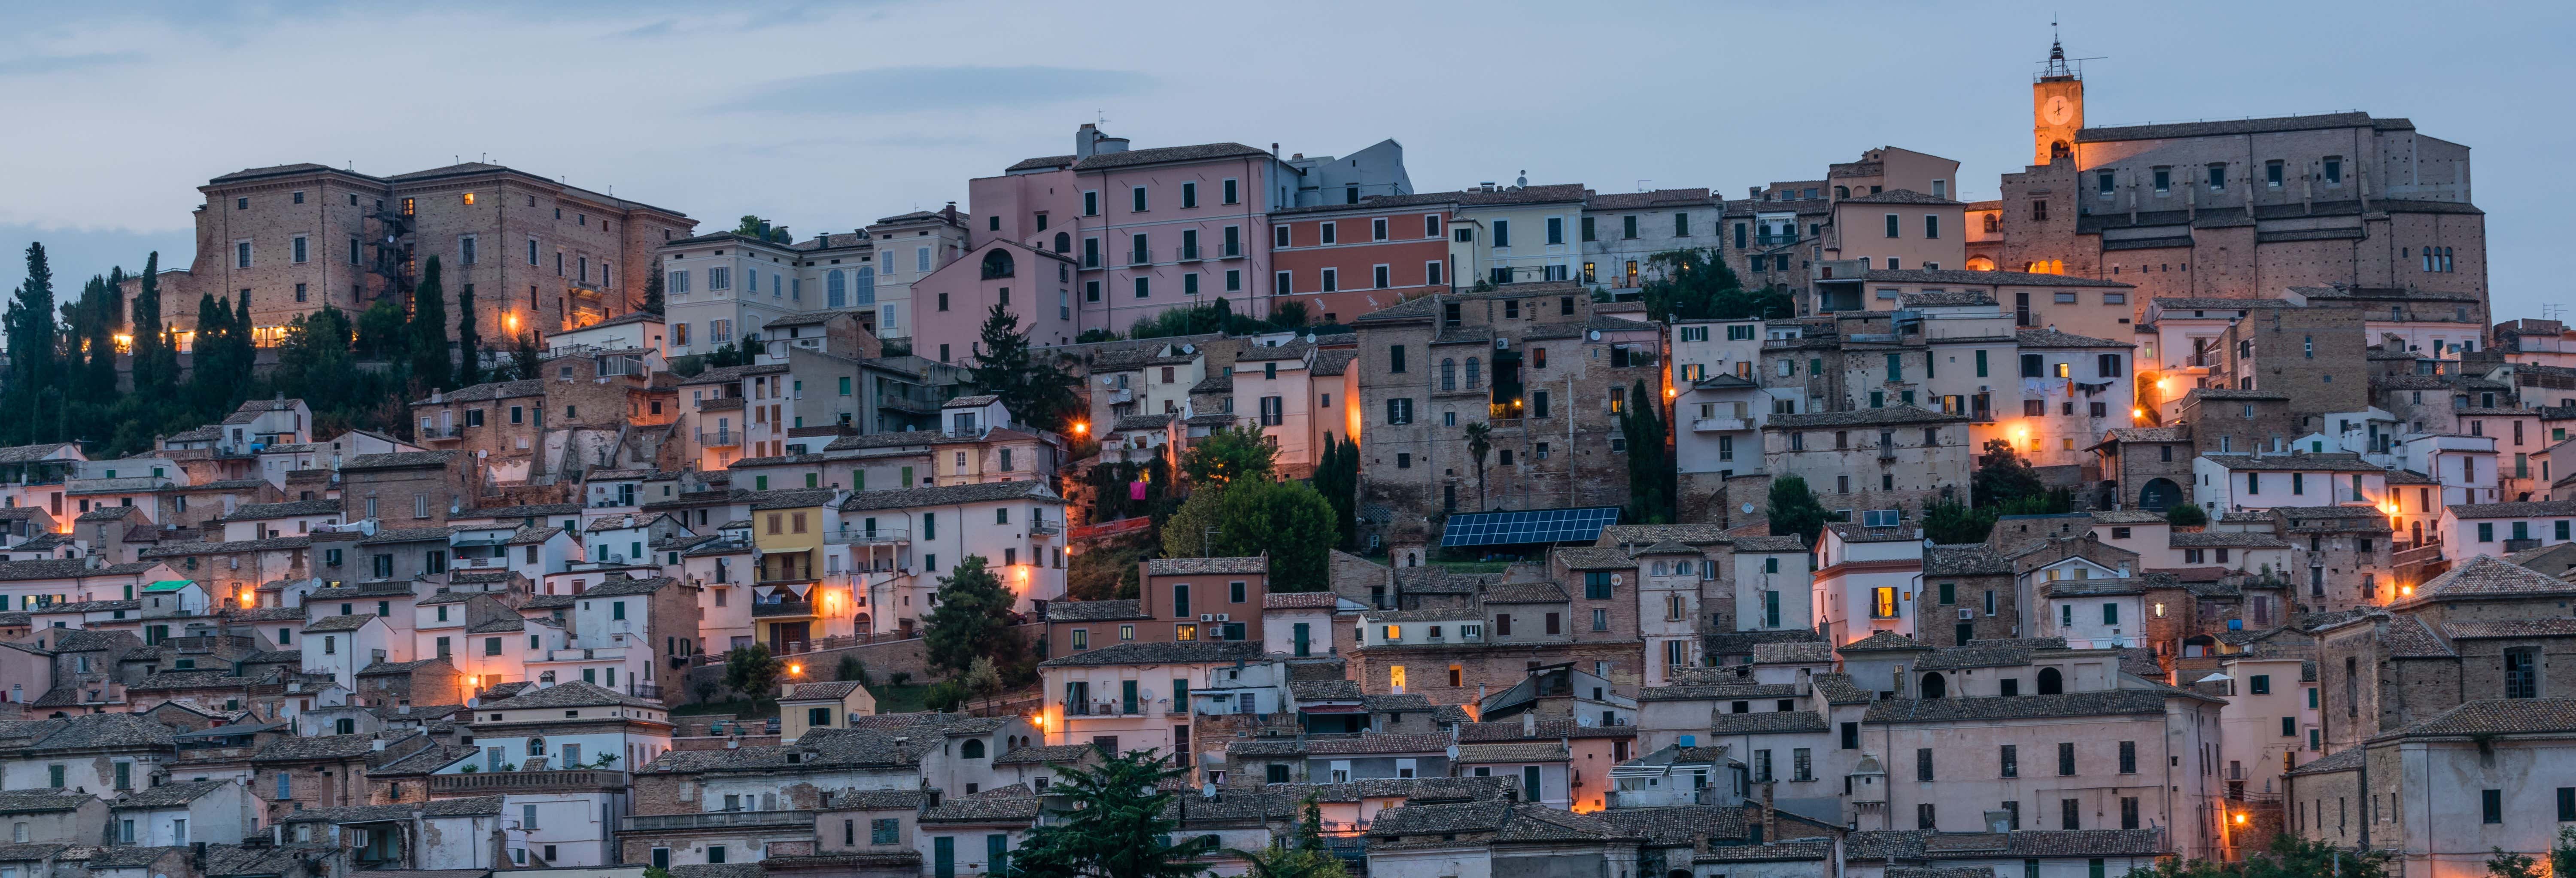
[1, 0, 2567, 320]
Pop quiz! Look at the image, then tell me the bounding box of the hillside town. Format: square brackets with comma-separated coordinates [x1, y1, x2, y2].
[0, 34, 2561, 878]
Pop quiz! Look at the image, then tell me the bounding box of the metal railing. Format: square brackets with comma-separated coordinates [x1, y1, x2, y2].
[429, 770, 628, 794]
[1061, 699, 1153, 717]
[696, 430, 739, 446]
[752, 600, 817, 618]
[1028, 520, 1061, 536]
[824, 527, 911, 545]
[620, 809, 815, 832]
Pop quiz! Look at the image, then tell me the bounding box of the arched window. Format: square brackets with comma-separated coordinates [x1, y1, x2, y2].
[980, 249, 1015, 280]
[1833, 186, 1849, 199]
[1465, 357, 1482, 389]
[2037, 667, 2064, 695]
[539, 671, 556, 683]
[1440, 359, 1457, 392]
[2051, 141, 2072, 160]
[528, 736, 547, 756]
[826, 270, 846, 308]
[1919, 672, 1946, 699]
[1053, 232, 1071, 253]
[961, 738, 987, 759]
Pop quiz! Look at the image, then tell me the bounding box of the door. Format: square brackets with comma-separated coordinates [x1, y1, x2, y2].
[1291, 623, 1310, 657]
[1956, 623, 1974, 646]
[1120, 680, 1139, 714]
[933, 836, 954, 878]
[1522, 766, 1542, 802]
[986, 834, 1009, 875]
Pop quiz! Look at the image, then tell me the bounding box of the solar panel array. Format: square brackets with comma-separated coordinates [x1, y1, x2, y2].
[1439, 506, 1623, 547]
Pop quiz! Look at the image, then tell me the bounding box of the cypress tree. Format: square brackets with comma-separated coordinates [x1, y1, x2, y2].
[455, 283, 480, 387]
[643, 264, 665, 315]
[3, 243, 58, 444]
[87, 267, 124, 398]
[131, 252, 174, 396]
[409, 256, 451, 390]
[191, 292, 233, 414]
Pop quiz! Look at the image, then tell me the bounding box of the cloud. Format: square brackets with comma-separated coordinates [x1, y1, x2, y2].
[0, 52, 141, 77]
[614, 18, 675, 38]
[722, 65, 1154, 115]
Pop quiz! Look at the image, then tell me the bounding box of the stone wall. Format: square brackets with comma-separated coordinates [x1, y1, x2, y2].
[677, 623, 1045, 704]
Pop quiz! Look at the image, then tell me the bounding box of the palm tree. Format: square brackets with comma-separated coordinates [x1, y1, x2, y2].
[1462, 422, 1493, 510]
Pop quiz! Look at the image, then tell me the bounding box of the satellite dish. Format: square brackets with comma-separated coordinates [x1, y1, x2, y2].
[1588, 330, 1603, 341]
[1741, 503, 1756, 514]
[1610, 574, 1624, 585]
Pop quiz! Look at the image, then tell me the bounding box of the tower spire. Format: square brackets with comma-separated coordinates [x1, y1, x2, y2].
[2043, 19, 2072, 79]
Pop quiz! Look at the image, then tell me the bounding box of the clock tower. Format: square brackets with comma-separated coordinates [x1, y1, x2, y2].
[2032, 37, 2084, 166]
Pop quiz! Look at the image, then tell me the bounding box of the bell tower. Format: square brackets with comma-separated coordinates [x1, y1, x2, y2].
[2032, 35, 2084, 166]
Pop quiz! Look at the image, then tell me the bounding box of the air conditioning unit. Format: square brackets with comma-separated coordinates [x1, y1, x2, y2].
[1957, 608, 1975, 621]
[1200, 614, 1215, 622]
[1215, 614, 1230, 622]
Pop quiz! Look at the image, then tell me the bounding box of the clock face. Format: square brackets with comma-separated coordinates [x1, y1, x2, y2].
[2044, 96, 2074, 125]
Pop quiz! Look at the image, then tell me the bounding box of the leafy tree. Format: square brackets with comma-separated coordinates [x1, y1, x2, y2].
[643, 263, 665, 315]
[1161, 486, 1228, 560]
[2118, 833, 2388, 878]
[1766, 476, 1829, 544]
[920, 555, 1023, 677]
[722, 644, 784, 701]
[354, 297, 410, 360]
[1181, 426, 1276, 487]
[1075, 328, 1120, 344]
[1995, 487, 2074, 516]
[966, 304, 1082, 434]
[1619, 380, 1673, 523]
[1463, 422, 1492, 511]
[1971, 439, 2046, 508]
[732, 215, 790, 243]
[1009, 749, 1209, 878]
[1084, 455, 1173, 524]
[2490, 849, 2544, 878]
[1211, 480, 1337, 589]
[963, 656, 1003, 711]
[1309, 435, 1361, 550]
[1267, 301, 1311, 329]
[1638, 249, 1792, 322]
[410, 256, 453, 390]
[2166, 503, 2209, 528]
[1922, 499, 1997, 544]
[455, 282, 480, 387]
[272, 308, 356, 412]
[834, 654, 869, 685]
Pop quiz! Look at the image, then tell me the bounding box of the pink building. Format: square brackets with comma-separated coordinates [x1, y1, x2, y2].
[912, 125, 1410, 364]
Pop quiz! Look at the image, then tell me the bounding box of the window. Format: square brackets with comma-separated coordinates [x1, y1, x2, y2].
[1884, 213, 1901, 238]
[2001, 744, 2019, 778]
[2485, 789, 2504, 824]
[2057, 742, 2075, 776]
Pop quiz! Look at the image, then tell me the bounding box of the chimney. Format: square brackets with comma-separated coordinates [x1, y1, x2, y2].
[371, 738, 388, 751]
[1075, 123, 1100, 159]
[1519, 711, 1536, 736]
[1270, 143, 1279, 158]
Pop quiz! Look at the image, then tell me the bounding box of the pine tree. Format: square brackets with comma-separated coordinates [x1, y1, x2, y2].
[410, 256, 452, 390]
[920, 555, 1023, 677]
[455, 283, 480, 387]
[1009, 750, 1210, 878]
[513, 333, 541, 382]
[964, 304, 1081, 434]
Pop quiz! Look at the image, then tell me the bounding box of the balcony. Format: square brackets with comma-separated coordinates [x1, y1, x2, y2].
[1107, 387, 1134, 404]
[752, 600, 817, 619]
[878, 395, 940, 414]
[1060, 699, 1156, 718]
[1128, 250, 1153, 267]
[1177, 245, 1202, 262]
[1755, 234, 1801, 247]
[429, 770, 628, 795]
[1219, 243, 1244, 259]
[419, 425, 463, 441]
[1691, 417, 1752, 432]
[696, 396, 747, 412]
[696, 430, 739, 447]
[824, 527, 911, 545]
[1028, 520, 1061, 536]
[620, 809, 817, 833]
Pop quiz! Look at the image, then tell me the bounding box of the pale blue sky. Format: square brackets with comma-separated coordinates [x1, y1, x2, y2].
[2, 0, 2564, 320]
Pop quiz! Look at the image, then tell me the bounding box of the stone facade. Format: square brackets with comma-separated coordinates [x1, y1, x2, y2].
[1352, 281, 1661, 520]
[133, 162, 693, 351]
